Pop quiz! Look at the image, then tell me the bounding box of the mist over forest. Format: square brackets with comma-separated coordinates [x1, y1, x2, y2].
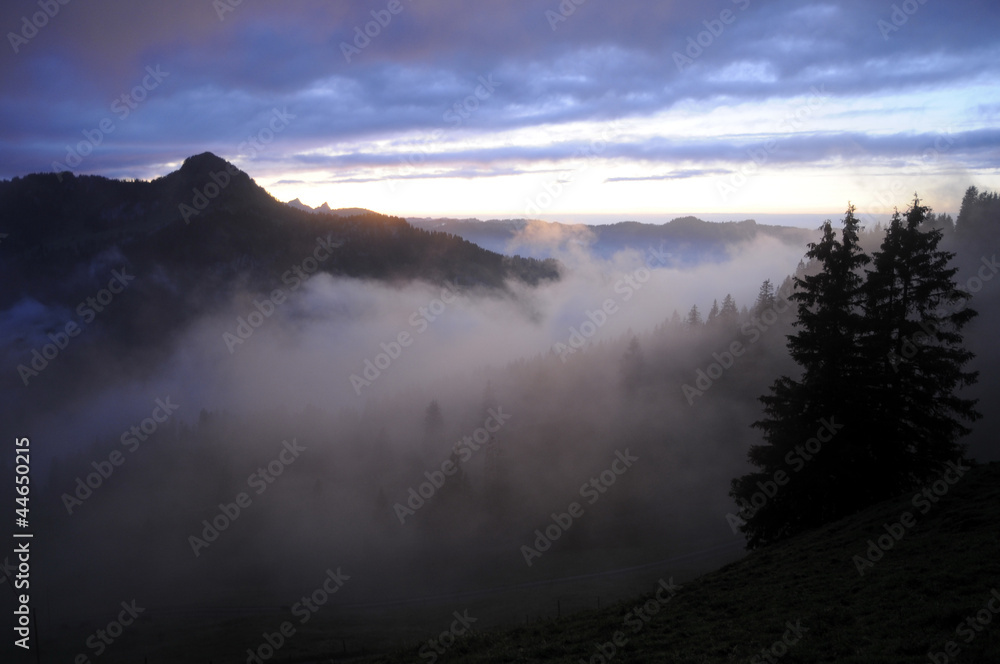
[3, 0, 1000, 660]
[1, 160, 997, 661]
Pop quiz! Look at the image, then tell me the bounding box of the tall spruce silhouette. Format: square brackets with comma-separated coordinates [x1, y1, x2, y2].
[731, 201, 980, 549]
[862, 196, 979, 489]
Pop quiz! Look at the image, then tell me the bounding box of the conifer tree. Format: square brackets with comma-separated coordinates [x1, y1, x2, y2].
[862, 196, 979, 489]
[753, 279, 776, 316]
[731, 201, 980, 549]
[707, 299, 720, 326]
[955, 185, 1000, 247]
[720, 294, 739, 328]
[731, 205, 871, 547]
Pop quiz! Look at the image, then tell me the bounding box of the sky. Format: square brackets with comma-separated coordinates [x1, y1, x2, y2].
[1, 0, 999, 224]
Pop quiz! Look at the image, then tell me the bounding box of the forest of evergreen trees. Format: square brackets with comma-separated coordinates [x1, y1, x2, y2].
[21, 185, 998, 623]
[730, 191, 994, 548]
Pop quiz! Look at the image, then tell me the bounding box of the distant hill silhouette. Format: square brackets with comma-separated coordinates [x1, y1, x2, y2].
[0, 152, 559, 307]
[286, 198, 373, 217]
[0, 153, 560, 401]
[408, 215, 819, 264]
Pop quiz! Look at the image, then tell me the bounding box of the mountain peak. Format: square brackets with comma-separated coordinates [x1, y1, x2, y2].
[178, 152, 237, 177]
[286, 198, 314, 212]
[167, 152, 275, 210]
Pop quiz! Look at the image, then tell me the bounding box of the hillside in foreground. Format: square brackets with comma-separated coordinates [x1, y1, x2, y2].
[366, 461, 1000, 663]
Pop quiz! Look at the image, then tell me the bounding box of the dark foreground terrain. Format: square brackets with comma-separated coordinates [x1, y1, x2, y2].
[33, 461, 999, 663]
[363, 460, 1000, 663]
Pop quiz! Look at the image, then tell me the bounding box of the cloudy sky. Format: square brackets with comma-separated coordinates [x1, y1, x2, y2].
[2, 0, 998, 222]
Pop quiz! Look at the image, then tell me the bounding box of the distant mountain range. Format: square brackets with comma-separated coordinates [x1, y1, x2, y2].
[405, 215, 818, 265]
[284, 200, 819, 267]
[286, 198, 374, 218]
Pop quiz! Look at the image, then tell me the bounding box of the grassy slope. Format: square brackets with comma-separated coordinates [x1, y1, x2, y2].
[365, 461, 1000, 663]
